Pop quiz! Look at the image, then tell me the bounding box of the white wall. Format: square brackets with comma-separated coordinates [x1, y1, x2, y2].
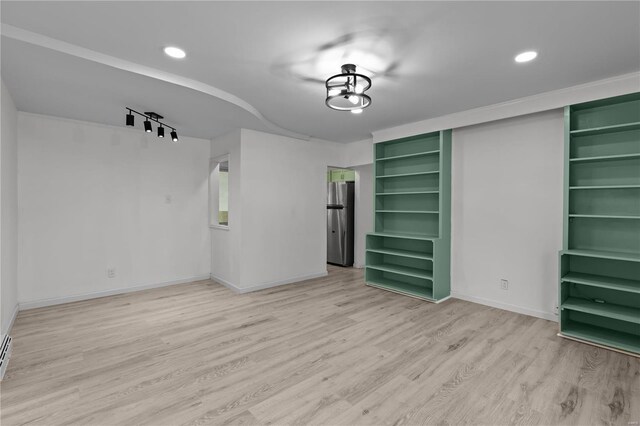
[451, 110, 564, 320]
[17, 114, 211, 308]
[352, 164, 373, 268]
[1, 80, 19, 335]
[342, 138, 373, 167]
[238, 129, 341, 289]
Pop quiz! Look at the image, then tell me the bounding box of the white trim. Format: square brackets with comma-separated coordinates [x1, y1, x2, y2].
[19, 275, 211, 310]
[211, 271, 328, 294]
[372, 72, 640, 143]
[451, 292, 557, 322]
[1, 24, 308, 141]
[3, 304, 19, 336]
[209, 225, 230, 231]
[434, 295, 452, 304]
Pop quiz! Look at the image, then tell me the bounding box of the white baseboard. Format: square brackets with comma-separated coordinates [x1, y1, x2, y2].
[19, 275, 211, 310]
[211, 271, 328, 294]
[434, 295, 452, 304]
[3, 304, 19, 336]
[451, 292, 557, 322]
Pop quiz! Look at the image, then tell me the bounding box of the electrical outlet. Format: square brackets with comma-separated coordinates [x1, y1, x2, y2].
[500, 279, 509, 290]
[107, 268, 116, 279]
[554, 305, 559, 315]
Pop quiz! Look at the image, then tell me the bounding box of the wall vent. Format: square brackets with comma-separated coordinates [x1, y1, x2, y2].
[0, 334, 12, 381]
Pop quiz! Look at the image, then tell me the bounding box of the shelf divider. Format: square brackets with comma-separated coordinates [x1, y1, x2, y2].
[562, 297, 640, 324]
[569, 185, 640, 190]
[562, 249, 640, 262]
[568, 214, 640, 220]
[562, 272, 640, 294]
[570, 121, 640, 136]
[366, 263, 433, 280]
[569, 153, 640, 163]
[376, 149, 440, 162]
[376, 210, 439, 214]
[376, 170, 439, 179]
[376, 191, 439, 195]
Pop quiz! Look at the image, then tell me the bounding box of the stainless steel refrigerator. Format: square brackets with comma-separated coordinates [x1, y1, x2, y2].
[327, 181, 355, 266]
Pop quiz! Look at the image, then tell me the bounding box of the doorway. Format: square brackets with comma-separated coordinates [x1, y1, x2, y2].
[326, 167, 356, 267]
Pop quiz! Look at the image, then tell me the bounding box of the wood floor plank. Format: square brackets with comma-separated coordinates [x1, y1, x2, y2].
[1, 265, 638, 425]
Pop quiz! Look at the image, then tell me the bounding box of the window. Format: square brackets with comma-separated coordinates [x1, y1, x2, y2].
[210, 155, 230, 229]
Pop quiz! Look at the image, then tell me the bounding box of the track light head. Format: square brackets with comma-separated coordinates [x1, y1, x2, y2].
[126, 111, 135, 126]
[170, 131, 178, 142]
[144, 119, 152, 133]
[157, 126, 165, 138]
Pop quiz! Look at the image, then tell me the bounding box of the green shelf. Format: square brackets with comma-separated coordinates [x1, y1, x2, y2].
[569, 185, 640, 190]
[376, 210, 439, 214]
[560, 92, 640, 355]
[569, 214, 640, 220]
[561, 322, 640, 355]
[368, 130, 451, 302]
[376, 149, 440, 162]
[562, 272, 640, 294]
[366, 278, 434, 300]
[562, 297, 640, 324]
[368, 232, 438, 241]
[376, 191, 439, 195]
[366, 248, 433, 261]
[569, 152, 640, 163]
[569, 122, 640, 137]
[376, 170, 439, 179]
[562, 249, 640, 262]
[367, 263, 433, 280]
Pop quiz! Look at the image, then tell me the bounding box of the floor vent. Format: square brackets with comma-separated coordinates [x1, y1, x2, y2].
[0, 334, 12, 380]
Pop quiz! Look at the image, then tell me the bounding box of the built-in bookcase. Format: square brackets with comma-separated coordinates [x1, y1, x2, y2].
[559, 92, 640, 356]
[365, 130, 451, 302]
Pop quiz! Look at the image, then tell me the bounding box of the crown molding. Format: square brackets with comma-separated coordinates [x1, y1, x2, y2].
[372, 72, 640, 143]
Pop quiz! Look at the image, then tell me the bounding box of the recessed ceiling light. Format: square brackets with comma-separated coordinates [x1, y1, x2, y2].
[515, 51, 537, 63]
[164, 46, 186, 59]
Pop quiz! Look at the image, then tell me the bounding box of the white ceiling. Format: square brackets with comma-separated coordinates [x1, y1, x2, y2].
[2, 1, 639, 142]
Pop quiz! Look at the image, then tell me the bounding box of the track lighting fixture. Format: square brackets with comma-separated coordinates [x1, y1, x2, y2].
[325, 64, 371, 112]
[124, 108, 179, 142]
[126, 109, 135, 126]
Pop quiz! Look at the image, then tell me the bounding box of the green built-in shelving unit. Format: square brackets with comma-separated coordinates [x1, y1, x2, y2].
[365, 130, 451, 302]
[559, 92, 640, 356]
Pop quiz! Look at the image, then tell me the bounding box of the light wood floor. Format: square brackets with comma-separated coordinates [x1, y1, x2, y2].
[1, 266, 638, 425]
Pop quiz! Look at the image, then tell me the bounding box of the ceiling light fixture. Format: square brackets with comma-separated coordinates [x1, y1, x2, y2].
[515, 51, 538, 63]
[164, 46, 186, 59]
[124, 108, 179, 142]
[325, 64, 371, 112]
